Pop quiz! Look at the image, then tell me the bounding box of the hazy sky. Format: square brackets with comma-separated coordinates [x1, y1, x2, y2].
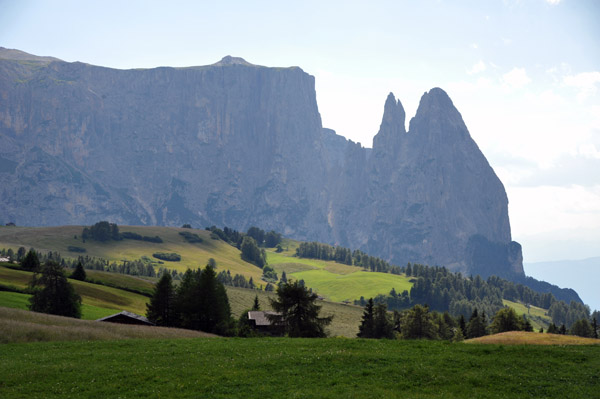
[1, 0, 599, 264]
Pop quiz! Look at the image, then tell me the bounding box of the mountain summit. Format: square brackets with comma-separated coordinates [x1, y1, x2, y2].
[0, 51, 523, 278]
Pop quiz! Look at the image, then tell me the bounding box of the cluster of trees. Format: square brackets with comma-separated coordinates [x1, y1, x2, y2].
[178, 231, 202, 243]
[216, 269, 256, 289]
[357, 301, 536, 340]
[205, 225, 282, 249]
[81, 221, 121, 242]
[295, 242, 402, 274]
[152, 252, 181, 262]
[353, 263, 591, 329]
[146, 265, 233, 335]
[240, 236, 267, 268]
[120, 232, 163, 243]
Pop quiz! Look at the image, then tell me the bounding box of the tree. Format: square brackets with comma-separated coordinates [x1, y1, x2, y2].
[490, 307, 522, 334]
[28, 261, 81, 318]
[252, 295, 261, 311]
[592, 317, 599, 339]
[402, 305, 438, 339]
[197, 264, 233, 335]
[240, 236, 266, 268]
[466, 309, 487, 338]
[17, 246, 26, 261]
[70, 261, 87, 281]
[547, 323, 559, 334]
[268, 281, 332, 337]
[280, 271, 287, 284]
[357, 298, 375, 338]
[570, 319, 594, 338]
[373, 303, 395, 339]
[146, 273, 177, 326]
[21, 249, 40, 272]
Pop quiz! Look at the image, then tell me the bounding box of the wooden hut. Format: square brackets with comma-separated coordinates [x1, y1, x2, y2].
[97, 311, 155, 326]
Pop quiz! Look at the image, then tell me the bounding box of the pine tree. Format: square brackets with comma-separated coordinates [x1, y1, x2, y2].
[592, 317, 598, 339]
[21, 249, 40, 272]
[28, 261, 81, 318]
[268, 281, 332, 338]
[357, 298, 375, 338]
[70, 261, 87, 281]
[402, 305, 438, 339]
[197, 264, 233, 335]
[146, 273, 177, 326]
[252, 295, 261, 311]
[373, 303, 395, 339]
[280, 271, 287, 284]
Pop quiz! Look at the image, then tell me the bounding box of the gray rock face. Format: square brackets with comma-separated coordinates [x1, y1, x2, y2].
[0, 49, 523, 278]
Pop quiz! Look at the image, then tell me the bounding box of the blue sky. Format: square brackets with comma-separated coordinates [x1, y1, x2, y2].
[1, 0, 599, 268]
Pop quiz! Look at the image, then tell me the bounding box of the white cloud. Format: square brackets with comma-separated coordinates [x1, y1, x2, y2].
[502, 67, 531, 88]
[470, 43, 479, 49]
[467, 60, 486, 75]
[563, 71, 600, 102]
[545, 0, 561, 5]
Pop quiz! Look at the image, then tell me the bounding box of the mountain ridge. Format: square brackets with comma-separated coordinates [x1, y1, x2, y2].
[0, 49, 522, 279]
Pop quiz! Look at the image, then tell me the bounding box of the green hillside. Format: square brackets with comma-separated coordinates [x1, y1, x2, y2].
[266, 244, 413, 302]
[0, 265, 149, 316]
[0, 226, 415, 307]
[503, 299, 552, 330]
[0, 225, 265, 282]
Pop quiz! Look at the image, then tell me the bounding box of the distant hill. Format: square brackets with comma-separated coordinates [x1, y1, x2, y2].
[0, 48, 522, 279]
[525, 257, 600, 311]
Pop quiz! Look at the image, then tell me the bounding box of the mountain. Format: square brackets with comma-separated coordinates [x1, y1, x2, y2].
[0, 48, 523, 279]
[525, 257, 600, 311]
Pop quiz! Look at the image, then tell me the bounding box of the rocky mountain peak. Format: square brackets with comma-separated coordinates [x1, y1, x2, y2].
[213, 55, 254, 66]
[372, 92, 406, 151]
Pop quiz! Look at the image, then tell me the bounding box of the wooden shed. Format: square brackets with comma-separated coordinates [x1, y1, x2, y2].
[97, 311, 155, 326]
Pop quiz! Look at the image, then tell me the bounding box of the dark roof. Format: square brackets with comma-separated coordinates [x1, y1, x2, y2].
[97, 311, 154, 325]
[248, 311, 280, 326]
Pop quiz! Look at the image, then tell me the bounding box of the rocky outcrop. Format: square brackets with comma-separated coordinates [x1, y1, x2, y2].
[0, 48, 523, 278]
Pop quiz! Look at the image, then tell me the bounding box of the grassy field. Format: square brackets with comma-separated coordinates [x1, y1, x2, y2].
[0, 225, 264, 282]
[266, 248, 413, 302]
[466, 331, 600, 346]
[1, 337, 598, 398]
[0, 307, 214, 343]
[503, 299, 551, 331]
[0, 265, 149, 315]
[0, 264, 363, 337]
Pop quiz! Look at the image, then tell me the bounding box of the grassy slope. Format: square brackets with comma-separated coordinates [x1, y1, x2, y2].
[1, 265, 362, 337]
[1, 226, 414, 306]
[0, 226, 264, 282]
[226, 286, 363, 337]
[266, 244, 413, 302]
[466, 331, 600, 345]
[1, 338, 598, 398]
[0, 307, 214, 344]
[0, 265, 149, 316]
[503, 299, 551, 331]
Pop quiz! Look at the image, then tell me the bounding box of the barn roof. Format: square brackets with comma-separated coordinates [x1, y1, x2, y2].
[97, 311, 154, 325]
[248, 311, 280, 326]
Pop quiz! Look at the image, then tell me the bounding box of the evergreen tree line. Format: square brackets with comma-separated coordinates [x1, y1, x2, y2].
[146, 265, 234, 335]
[295, 242, 403, 274]
[353, 263, 591, 328]
[205, 225, 282, 249]
[356, 301, 555, 340]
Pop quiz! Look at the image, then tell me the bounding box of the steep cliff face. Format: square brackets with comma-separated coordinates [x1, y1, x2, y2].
[0, 48, 523, 278]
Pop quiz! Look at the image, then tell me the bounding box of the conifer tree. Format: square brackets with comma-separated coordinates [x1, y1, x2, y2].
[146, 273, 177, 326]
[21, 249, 40, 272]
[28, 261, 81, 318]
[357, 298, 375, 338]
[70, 261, 87, 281]
[252, 295, 261, 311]
[268, 281, 332, 337]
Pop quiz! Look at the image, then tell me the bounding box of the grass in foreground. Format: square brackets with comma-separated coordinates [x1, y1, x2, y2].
[466, 330, 600, 345]
[1, 337, 598, 398]
[0, 307, 214, 343]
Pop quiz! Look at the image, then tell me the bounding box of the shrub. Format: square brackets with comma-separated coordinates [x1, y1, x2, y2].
[179, 231, 203, 243]
[152, 253, 181, 262]
[67, 246, 86, 253]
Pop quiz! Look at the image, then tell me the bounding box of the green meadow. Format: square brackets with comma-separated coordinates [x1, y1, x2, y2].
[266, 248, 412, 302]
[1, 337, 598, 398]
